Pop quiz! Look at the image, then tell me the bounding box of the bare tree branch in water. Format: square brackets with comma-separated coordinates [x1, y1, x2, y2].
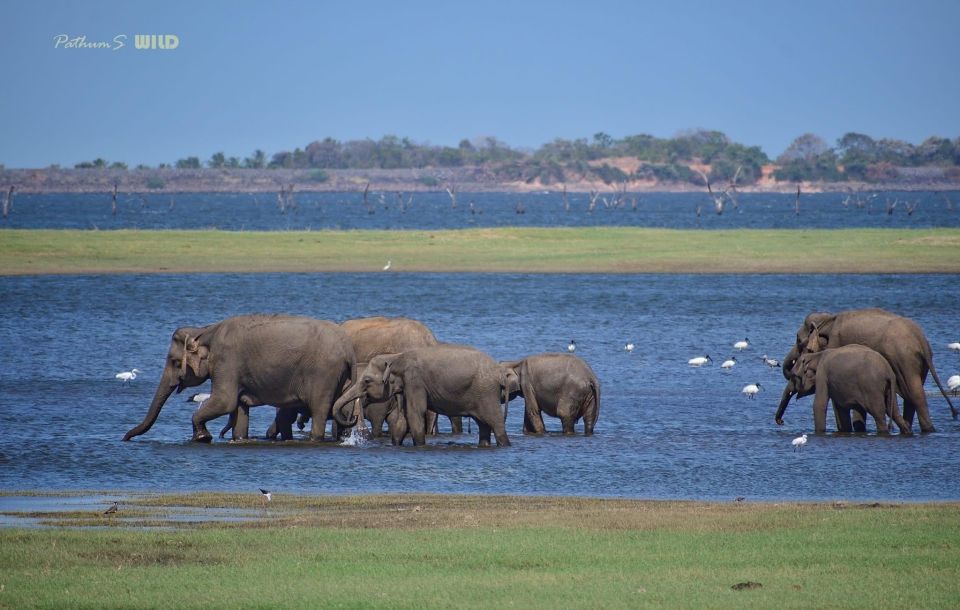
[445, 184, 457, 209]
[694, 169, 725, 215]
[2, 186, 14, 219]
[112, 182, 118, 216]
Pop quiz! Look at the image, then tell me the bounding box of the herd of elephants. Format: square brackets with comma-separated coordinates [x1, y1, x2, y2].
[121, 307, 958, 447]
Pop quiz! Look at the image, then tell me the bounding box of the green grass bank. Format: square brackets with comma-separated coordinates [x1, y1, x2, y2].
[1, 227, 959, 275]
[1, 494, 959, 608]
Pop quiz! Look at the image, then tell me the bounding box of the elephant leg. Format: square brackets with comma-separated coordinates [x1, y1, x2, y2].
[889, 400, 911, 435]
[557, 398, 578, 435]
[219, 410, 237, 439]
[850, 407, 866, 433]
[812, 387, 829, 434]
[903, 377, 935, 433]
[231, 405, 250, 440]
[581, 393, 598, 436]
[448, 416, 463, 434]
[873, 404, 890, 434]
[296, 411, 309, 431]
[404, 392, 428, 446]
[521, 381, 546, 435]
[275, 408, 295, 440]
[425, 410, 438, 436]
[477, 421, 492, 448]
[191, 389, 238, 442]
[306, 385, 339, 441]
[834, 407, 852, 433]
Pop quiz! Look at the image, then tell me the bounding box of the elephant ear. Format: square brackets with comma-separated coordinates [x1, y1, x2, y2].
[182, 332, 209, 378]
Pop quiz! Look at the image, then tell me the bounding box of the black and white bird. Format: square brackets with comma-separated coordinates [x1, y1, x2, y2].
[720, 357, 737, 370]
[567, 340, 576, 353]
[624, 342, 635, 353]
[115, 368, 141, 383]
[382, 260, 392, 271]
[742, 383, 762, 399]
[792, 433, 808, 452]
[733, 338, 750, 351]
[259, 488, 272, 503]
[103, 501, 119, 515]
[688, 355, 712, 367]
[761, 354, 781, 368]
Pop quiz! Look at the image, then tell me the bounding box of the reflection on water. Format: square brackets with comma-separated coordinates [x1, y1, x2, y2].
[1, 191, 958, 230]
[0, 273, 958, 501]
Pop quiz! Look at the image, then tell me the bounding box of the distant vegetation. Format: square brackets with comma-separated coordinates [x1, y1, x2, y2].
[65, 130, 960, 186]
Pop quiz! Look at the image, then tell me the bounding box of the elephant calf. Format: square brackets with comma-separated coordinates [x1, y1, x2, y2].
[776, 344, 910, 435]
[501, 353, 601, 436]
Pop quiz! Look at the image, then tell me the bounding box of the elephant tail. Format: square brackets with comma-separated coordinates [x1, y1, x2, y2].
[923, 348, 958, 419]
[582, 377, 600, 426]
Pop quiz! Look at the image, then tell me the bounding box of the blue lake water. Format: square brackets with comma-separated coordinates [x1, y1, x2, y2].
[1, 190, 958, 230]
[1, 272, 958, 501]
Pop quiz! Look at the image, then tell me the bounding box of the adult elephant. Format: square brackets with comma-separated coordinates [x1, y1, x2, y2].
[122, 315, 355, 442]
[776, 308, 957, 433]
[332, 344, 510, 447]
[778, 345, 910, 434]
[500, 353, 600, 436]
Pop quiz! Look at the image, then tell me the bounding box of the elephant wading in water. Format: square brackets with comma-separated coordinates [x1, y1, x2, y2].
[123, 315, 355, 442]
[777, 345, 910, 434]
[260, 316, 452, 440]
[500, 353, 600, 435]
[777, 308, 957, 433]
[332, 345, 510, 447]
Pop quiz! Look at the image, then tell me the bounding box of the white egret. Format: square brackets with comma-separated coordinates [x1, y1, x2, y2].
[688, 355, 712, 367]
[115, 368, 141, 383]
[567, 340, 576, 353]
[948, 374, 960, 395]
[742, 383, 762, 399]
[721, 357, 737, 370]
[187, 392, 211, 405]
[792, 433, 808, 452]
[949, 342, 960, 353]
[733, 338, 750, 351]
[382, 260, 392, 271]
[624, 343, 635, 353]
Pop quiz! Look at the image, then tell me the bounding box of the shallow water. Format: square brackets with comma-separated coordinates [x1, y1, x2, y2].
[0, 273, 958, 501]
[2, 191, 958, 230]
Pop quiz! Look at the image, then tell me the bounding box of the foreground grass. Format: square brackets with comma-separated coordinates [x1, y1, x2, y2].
[1, 494, 958, 608]
[1, 227, 959, 274]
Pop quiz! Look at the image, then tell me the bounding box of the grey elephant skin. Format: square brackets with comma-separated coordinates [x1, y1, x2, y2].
[333, 344, 510, 447]
[779, 308, 956, 433]
[777, 345, 910, 434]
[122, 315, 355, 442]
[501, 353, 600, 435]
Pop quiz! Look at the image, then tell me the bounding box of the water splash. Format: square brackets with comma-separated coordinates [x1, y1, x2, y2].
[339, 426, 370, 447]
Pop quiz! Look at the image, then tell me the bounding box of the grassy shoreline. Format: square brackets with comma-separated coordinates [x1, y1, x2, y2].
[2, 227, 960, 275]
[1, 493, 958, 608]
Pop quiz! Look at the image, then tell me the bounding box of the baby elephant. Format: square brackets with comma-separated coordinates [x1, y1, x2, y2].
[791, 344, 910, 435]
[500, 353, 600, 436]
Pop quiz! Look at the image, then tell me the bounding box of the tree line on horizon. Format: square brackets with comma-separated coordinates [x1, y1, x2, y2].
[63, 130, 960, 186]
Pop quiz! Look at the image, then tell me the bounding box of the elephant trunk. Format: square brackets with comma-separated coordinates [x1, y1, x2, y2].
[774, 381, 796, 426]
[782, 345, 799, 381]
[123, 368, 178, 440]
[332, 383, 362, 427]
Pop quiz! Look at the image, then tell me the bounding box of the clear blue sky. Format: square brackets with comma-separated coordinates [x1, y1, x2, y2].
[2, 0, 958, 167]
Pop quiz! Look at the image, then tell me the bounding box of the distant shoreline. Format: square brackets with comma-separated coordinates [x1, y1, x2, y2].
[2, 167, 958, 194]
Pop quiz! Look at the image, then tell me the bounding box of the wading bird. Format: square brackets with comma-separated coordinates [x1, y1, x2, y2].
[567, 340, 576, 353]
[187, 392, 211, 405]
[792, 433, 808, 452]
[115, 368, 141, 383]
[721, 357, 737, 370]
[949, 342, 960, 353]
[382, 260, 392, 271]
[761, 355, 781, 368]
[733, 338, 750, 351]
[624, 343, 635, 353]
[742, 383, 762, 399]
[688, 355, 712, 367]
[259, 488, 272, 503]
[103, 501, 119, 515]
[948, 375, 960, 395]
